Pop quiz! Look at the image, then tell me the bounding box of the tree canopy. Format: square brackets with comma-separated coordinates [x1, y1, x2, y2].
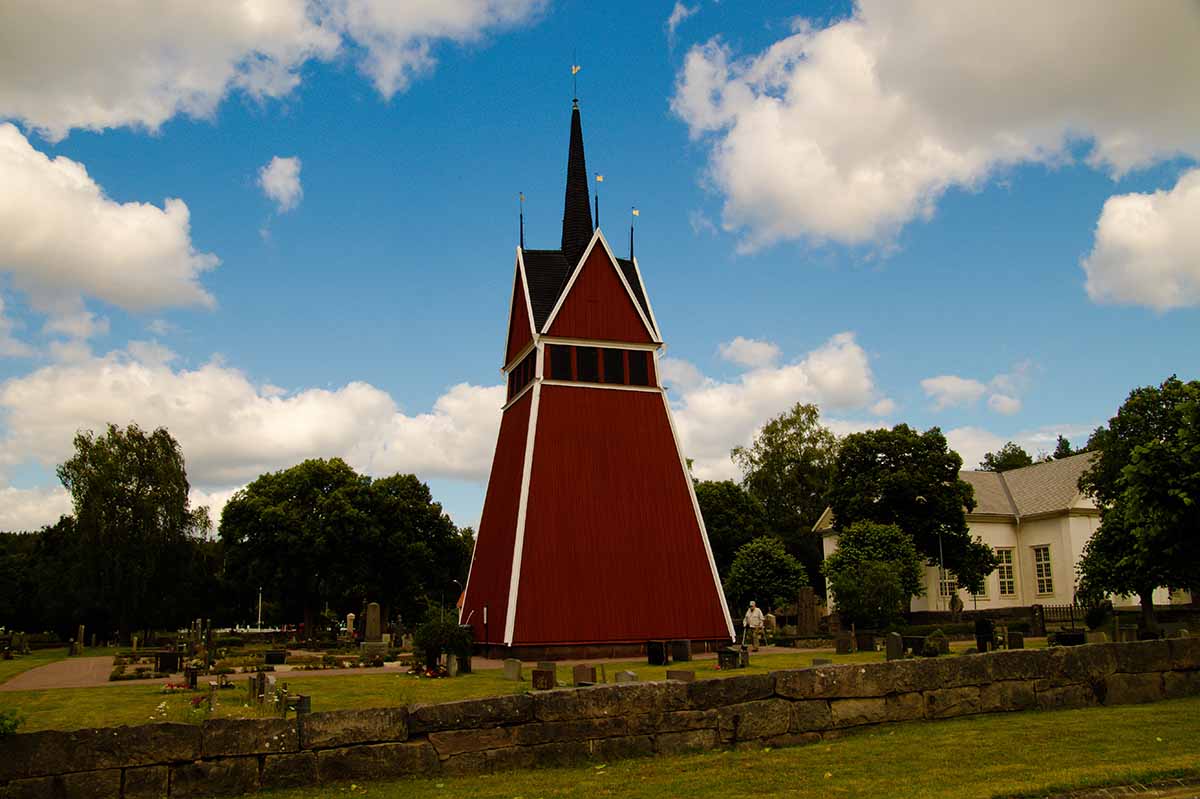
[830, 424, 996, 593]
[979, 441, 1033, 472]
[822, 521, 925, 600]
[695, 480, 767, 577]
[1078, 376, 1200, 629]
[732, 402, 837, 589]
[54, 423, 211, 636]
[723, 536, 808, 615]
[220, 458, 469, 631]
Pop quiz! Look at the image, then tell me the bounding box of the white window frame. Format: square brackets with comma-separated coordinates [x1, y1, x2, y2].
[1033, 545, 1054, 596]
[939, 570, 958, 598]
[996, 548, 1016, 597]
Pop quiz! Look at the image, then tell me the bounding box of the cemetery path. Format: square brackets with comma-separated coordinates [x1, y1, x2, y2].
[0, 656, 116, 691]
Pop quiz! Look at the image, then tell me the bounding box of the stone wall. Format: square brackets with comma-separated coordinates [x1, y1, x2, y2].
[2, 638, 1198, 798]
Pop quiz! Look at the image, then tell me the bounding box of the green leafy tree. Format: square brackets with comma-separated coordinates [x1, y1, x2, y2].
[695, 480, 768, 577]
[979, 441, 1033, 472]
[1053, 435, 1076, 459]
[723, 536, 808, 615]
[822, 521, 924, 599]
[1078, 376, 1200, 632]
[825, 562, 908, 630]
[56, 423, 211, 637]
[830, 424, 997, 594]
[732, 402, 838, 589]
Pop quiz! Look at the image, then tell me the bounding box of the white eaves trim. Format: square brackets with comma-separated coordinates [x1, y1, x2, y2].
[501, 247, 538, 370]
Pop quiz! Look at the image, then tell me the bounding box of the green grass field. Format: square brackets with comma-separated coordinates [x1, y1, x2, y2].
[257, 697, 1200, 799]
[0, 643, 1043, 733]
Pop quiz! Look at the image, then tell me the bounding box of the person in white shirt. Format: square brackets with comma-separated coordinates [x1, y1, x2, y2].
[743, 601, 765, 651]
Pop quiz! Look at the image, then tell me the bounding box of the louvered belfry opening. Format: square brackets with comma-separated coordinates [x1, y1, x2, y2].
[560, 100, 593, 268]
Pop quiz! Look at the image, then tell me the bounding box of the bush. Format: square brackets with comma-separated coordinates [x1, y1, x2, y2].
[723, 537, 808, 613]
[827, 560, 908, 630]
[412, 609, 472, 670]
[0, 709, 21, 738]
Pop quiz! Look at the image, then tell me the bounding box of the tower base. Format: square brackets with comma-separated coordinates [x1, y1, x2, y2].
[475, 639, 733, 662]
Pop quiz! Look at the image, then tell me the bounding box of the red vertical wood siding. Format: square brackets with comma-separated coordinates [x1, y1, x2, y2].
[512, 386, 730, 644]
[461, 390, 532, 643]
[504, 269, 534, 367]
[547, 247, 654, 344]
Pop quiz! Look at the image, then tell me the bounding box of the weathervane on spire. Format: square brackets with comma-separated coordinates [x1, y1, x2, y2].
[571, 59, 581, 102]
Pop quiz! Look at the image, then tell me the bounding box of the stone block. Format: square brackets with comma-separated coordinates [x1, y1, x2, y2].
[688, 672, 774, 710]
[316, 741, 438, 783]
[171, 757, 259, 798]
[440, 751, 491, 776]
[885, 632, 904, 661]
[884, 692, 925, 722]
[665, 670, 695, 683]
[925, 687, 981, 719]
[931, 654, 994, 688]
[572, 664, 597, 686]
[789, 700, 832, 732]
[979, 680, 1037, 713]
[828, 698, 887, 727]
[429, 726, 517, 757]
[409, 694, 533, 734]
[1168, 636, 1200, 670]
[1113, 639, 1170, 674]
[659, 709, 721, 733]
[591, 735, 655, 762]
[615, 670, 638, 684]
[123, 765, 169, 799]
[202, 717, 298, 757]
[533, 681, 686, 722]
[532, 669, 556, 690]
[0, 723, 201, 781]
[1104, 672, 1164, 705]
[503, 658, 523, 681]
[1056, 643, 1118, 683]
[987, 648, 1052, 683]
[1036, 683, 1096, 710]
[1085, 631, 1108, 644]
[717, 699, 791, 741]
[514, 717, 633, 746]
[1163, 670, 1200, 699]
[301, 707, 407, 749]
[656, 729, 719, 755]
[811, 658, 832, 666]
[775, 663, 894, 700]
[485, 745, 539, 773]
[260, 752, 318, 791]
[1, 769, 122, 799]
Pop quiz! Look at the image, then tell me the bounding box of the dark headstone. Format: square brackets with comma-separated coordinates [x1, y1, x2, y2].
[670, 640, 692, 662]
[665, 669, 695, 683]
[717, 648, 743, 669]
[572, 664, 597, 686]
[797, 586, 819, 636]
[1007, 631, 1025, 649]
[834, 632, 854, 655]
[455, 654, 472, 674]
[365, 603, 382, 643]
[885, 632, 904, 661]
[264, 650, 287, 666]
[647, 640, 670, 666]
[855, 632, 876, 652]
[812, 657, 833, 666]
[1030, 604, 1046, 637]
[974, 617, 995, 652]
[531, 668, 555, 690]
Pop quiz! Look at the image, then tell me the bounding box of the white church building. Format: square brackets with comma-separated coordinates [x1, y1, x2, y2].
[816, 453, 1192, 612]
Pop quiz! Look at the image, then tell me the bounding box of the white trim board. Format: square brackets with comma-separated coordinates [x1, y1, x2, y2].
[500, 247, 538, 369]
[503, 377, 541, 645]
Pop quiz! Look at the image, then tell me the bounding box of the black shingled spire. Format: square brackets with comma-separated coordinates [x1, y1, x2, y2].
[561, 100, 593, 267]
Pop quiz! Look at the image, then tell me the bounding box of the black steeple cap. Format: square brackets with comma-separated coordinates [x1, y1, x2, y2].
[561, 100, 593, 267]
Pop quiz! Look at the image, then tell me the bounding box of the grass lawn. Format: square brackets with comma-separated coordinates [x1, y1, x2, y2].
[0, 644, 1040, 733]
[258, 697, 1200, 799]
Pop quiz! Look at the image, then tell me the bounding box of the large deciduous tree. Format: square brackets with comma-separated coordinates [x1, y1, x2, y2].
[723, 536, 808, 616]
[979, 441, 1033, 472]
[1077, 376, 1200, 632]
[695, 480, 768, 577]
[830, 424, 996, 594]
[732, 402, 838, 588]
[220, 459, 469, 633]
[56, 423, 212, 637]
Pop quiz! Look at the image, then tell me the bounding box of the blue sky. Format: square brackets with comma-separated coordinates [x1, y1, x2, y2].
[0, 1, 1197, 530]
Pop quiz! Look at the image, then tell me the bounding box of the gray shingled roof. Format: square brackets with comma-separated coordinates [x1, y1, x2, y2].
[999, 452, 1095, 517]
[959, 470, 1016, 516]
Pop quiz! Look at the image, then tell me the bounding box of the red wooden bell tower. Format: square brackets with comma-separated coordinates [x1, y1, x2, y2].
[460, 101, 734, 658]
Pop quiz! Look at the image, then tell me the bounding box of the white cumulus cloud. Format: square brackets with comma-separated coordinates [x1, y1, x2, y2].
[666, 2, 699, 45]
[258, 156, 303, 213]
[671, 1, 1200, 251]
[921, 375, 986, 410]
[0, 124, 218, 312]
[988, 394, 1022, 416]
[1083, 167, 1200, 311]
[0, 485, 71, 532]
[717, 336, 781, 368]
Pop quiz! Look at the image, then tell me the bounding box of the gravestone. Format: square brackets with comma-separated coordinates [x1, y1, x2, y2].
[365, 603, 382, 642]
[90, 633, 96, 648]
[447, 654, 460, 677]
[885, 632, 904, 661]
[717, 648, 742, 669]
[77, 624, 85, 650]
[615, 670, 638, 683]
[834, 632, 854, 655]
[1030, 604, 1046, 637]
[665, 669, 695, 683]
[812, 657, 833, 666]
[503, 658, 523, 681]
[532, 668, 556, 690]
[131, 634, 138, 653]
[647, 640, 670, 666]
[456, 654, 472, 674]
[796, 586, 820, 636]
[346, 612, 356, 637]
[572, 664, 597, 686]
[670, 640, 692, 662]
[974, 617, 995, 652]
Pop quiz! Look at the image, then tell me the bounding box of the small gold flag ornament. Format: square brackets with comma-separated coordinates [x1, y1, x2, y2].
[632, 208, 640, 217]
[595, 174, 604, 182]
[571, 64, 581, 75]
